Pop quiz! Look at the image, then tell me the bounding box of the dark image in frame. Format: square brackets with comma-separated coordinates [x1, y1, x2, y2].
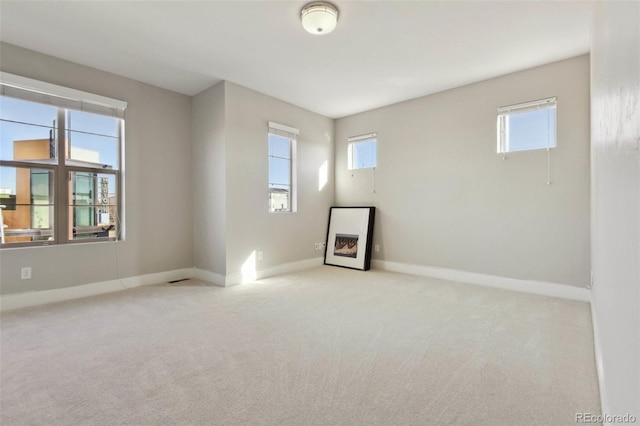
[334, 233, 358, 258]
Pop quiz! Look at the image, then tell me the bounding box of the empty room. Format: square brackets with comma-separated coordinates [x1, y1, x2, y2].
[0, 1, 638, 425]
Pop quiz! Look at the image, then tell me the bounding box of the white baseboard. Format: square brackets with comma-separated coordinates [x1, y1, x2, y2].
[372, 260, 590, 302]
[3, 258, 588, 309]
[0, 268, 194, 312]
[224, 257, 324, 286]
[1, 258, 325, 311]
[193, 268, 226, 287]
[195, 258, 324, 287]
[255, 257, 324, 281]
[590, 296, 610, 422]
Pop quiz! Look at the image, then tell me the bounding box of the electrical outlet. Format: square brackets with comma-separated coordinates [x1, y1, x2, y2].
[257, 251, 264, 261]
[314, 243, 319, 250]
[374, 244, 380, 253]
[21, 267, 32, 280]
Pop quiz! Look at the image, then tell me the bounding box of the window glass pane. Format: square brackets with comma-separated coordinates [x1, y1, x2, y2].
[0, 166, 54, 244]
[0, 96, 57, 127]
[350, 139, 377, 169]
[506, 108, 556, 152]
[67, 110, 119, 138]
[268, 132, 294, 213]
[66, 111, 119, 169]
[268, 134, 291, 159]
[268, 157, 291, 185]
[69, 171, 117, 240]
[269, 185, 290, 212]
[1, 96, 57, 162]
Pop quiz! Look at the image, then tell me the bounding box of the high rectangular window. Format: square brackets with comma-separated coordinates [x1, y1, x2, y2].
[268, 122, 297, 213]
[348, 133, 377, 170]
[497, 97, 556, 153]
[0, 72, 126, 247]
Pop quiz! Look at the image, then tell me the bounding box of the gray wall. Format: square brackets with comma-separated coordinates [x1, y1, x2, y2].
[192, 82, 227, 276]
[0, 43, 193, 294]
[191, 81, 334, 281]
[591, 1, 639, 418]
[335, 55, 591, 287]
[224, 82, 334, 276]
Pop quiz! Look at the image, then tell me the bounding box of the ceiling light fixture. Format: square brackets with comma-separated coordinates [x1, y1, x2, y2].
[301, 2, 339, 35]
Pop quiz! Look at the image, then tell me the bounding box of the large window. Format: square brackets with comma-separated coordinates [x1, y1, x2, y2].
[268, 121, 297, 213]
[497, 97, 556, 153]
[0, 72, 126, 247]
[348, 133, 377, 170]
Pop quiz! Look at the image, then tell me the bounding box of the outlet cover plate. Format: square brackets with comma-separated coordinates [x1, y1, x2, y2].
[21, 267, 32, 280]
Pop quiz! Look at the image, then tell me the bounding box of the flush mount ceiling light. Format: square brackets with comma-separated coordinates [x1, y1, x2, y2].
[301, 2, 339, 35]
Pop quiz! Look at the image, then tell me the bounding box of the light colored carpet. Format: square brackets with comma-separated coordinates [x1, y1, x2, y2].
[0, 266, 600, 425]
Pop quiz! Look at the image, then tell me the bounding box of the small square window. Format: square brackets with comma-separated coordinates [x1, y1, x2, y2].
[497, 97, 556, 153]
[348, 133, 377, 170]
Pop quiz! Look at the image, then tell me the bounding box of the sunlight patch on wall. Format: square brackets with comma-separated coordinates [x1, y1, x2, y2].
[318, 160, 328, 191]
[241, 251, 257, 282]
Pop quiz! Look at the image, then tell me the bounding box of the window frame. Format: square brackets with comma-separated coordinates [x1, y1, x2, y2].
[497, 97, 557, 154]
[267, 121, 298, 213]
[0, 73, 126, 248]
[348, 133, 377, 170]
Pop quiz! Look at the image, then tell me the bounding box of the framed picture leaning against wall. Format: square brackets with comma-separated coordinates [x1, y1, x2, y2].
[324, 207, 375, 271]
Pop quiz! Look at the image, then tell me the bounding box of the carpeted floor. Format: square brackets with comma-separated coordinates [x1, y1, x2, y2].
[0, 266, 600, 425]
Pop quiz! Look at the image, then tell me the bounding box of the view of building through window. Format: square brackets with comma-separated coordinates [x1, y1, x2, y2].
[0, 95, 122, 245]
[268, 132, 293, 212]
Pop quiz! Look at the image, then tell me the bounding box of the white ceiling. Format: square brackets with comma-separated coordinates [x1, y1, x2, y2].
[0, 1, 593, 119]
